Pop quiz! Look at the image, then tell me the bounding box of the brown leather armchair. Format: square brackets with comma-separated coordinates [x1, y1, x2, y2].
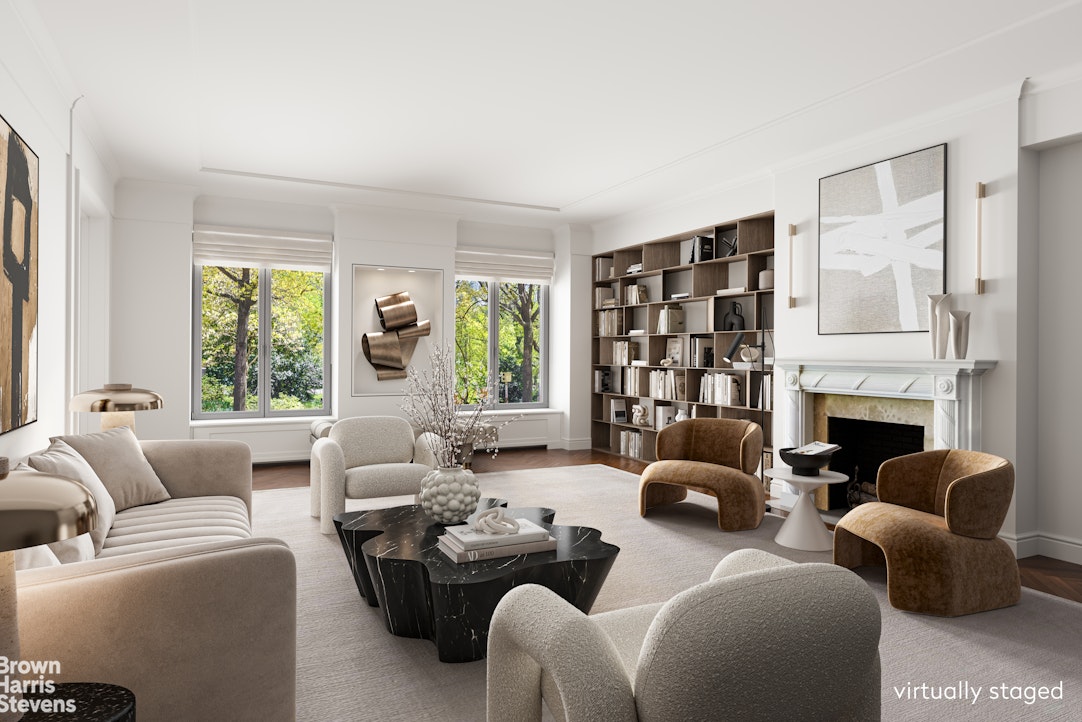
[638, 418, 764, 531]
[834, 449, 1020, 616]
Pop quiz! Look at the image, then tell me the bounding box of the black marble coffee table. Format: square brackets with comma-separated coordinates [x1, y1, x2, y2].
[333, 498, 619, 662]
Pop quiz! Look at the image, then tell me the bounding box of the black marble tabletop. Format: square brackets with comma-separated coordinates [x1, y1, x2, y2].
[334, 498, 619, 662]
[21, 682, 135, 722]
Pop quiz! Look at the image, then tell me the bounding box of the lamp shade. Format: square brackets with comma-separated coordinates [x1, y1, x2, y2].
[0, 469, 97, 552]
[70, 383, 163, 413]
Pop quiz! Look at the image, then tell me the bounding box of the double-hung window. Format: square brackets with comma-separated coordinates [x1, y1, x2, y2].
[192, 226, 332, 418]
[454, 246, 553, 409]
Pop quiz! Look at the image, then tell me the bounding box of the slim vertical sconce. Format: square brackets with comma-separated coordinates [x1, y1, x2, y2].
[975, 182, 986, 295]
[787, 223, 797, 308]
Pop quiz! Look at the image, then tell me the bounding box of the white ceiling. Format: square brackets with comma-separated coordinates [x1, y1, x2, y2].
[19, 0, 1082, 226]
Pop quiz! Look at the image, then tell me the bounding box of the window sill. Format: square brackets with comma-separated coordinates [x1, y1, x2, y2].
[191, 416, 333, 428]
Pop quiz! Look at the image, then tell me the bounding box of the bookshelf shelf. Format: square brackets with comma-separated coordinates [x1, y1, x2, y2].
[591, 213, 776, 466]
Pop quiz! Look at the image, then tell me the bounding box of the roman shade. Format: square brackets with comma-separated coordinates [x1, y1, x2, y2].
[454, 245, 554, 283]
[193, 224, 333, 272]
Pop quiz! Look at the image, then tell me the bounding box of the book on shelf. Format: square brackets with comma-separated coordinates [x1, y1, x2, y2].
[715, 287, 747, 297]
[628, 328, 646, 335]
[612, 340, 638, 365]
[626, 262, 643, 275]
[790, 441, 840, 456]
[597, 309, 621, 336]
[670, 292, 690, 300]
[665, 337, 683, 365]
[438, 534, 557, 563]
[595, 257, 614, 280]
[690, 235, 714, 263]
[630, 359, 648, 366]
[443, 517, 551, 550]
[601, 297, 618, 307]
[656, 304, 685, 334]
[691, 336, 715, 368]
[624, 284, 648, 305]
[594, 368, 613, 393]
[594, 287, 615, 308]
[612, 398, 627, 423]
[654, 406, 676, 430]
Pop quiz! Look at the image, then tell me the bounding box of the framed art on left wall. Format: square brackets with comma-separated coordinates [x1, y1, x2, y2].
[1, 112, 38, 434]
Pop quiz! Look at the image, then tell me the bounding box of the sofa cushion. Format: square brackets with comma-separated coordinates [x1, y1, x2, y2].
[54, 427, 171, 511]
[98, 496, 251, 558]
[26, 438, 117, 554]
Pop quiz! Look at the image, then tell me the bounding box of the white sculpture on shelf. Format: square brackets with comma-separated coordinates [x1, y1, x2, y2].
[632, 404, 649, 426]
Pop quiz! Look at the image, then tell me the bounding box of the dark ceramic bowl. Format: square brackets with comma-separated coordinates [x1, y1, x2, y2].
[778, 447, 835, 476]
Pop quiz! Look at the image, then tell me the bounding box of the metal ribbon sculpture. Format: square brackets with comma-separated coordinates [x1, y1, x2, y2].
[361, 291, 431, 380]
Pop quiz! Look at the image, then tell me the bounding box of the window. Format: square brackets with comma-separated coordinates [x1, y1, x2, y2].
[454, 245, 553, 409]
[192, 226, 331, 418]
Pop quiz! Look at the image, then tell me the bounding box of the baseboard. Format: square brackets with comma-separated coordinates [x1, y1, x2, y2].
[1036, 532, 1082, 566]
[252, 450, 311, 464]
[551, 436, 592, 451]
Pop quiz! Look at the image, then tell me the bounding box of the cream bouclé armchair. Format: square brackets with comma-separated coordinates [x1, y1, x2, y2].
[487, 549, 882, 722]
[311, 416, 440, 533]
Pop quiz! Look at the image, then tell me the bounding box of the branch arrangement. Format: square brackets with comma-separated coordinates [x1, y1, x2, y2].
[401, 344, 517, 468]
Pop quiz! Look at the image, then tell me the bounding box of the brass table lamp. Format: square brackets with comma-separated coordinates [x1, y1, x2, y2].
[70, 383, 163, 434]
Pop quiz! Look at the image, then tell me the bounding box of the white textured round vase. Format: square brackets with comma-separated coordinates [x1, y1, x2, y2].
[419, 467, 481, 524]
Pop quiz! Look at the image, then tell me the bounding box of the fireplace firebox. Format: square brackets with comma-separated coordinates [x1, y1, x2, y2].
[826, 417, 924, 509]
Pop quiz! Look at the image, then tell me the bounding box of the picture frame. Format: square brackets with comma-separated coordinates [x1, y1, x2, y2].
[1, 113, 39, 435]
[818, 143, 947, 335]
[665, 337, 682, 366]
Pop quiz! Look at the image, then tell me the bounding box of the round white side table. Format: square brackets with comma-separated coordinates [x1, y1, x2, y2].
[764, 468, 849, 552]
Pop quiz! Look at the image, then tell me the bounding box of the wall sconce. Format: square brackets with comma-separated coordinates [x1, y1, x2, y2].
[787, 223, 798, 308]
[70, 383, 163, 434]
[975, 182, 986, 295]
[0, 458, 97, 674]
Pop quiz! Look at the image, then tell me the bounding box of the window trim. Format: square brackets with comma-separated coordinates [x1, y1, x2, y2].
[191, 265, 332, 420]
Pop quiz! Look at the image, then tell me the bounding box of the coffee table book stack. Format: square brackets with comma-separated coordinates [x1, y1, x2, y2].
[437, 517, 557, 563]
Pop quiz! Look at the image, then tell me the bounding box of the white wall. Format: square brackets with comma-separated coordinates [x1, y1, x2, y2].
[1035, 139, 1082, 564]
[0, 2, 114, 459]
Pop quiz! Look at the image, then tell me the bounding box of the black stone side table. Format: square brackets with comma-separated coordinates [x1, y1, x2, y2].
[21, 682, 134, 721]
[335, 498, 620, 662]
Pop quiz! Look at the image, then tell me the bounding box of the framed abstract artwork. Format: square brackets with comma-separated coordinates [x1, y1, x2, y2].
[818, 143, 946, 335]
[1, 113, 38, 434]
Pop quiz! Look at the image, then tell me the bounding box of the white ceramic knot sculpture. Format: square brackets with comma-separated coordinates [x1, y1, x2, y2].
[631, 404, 649, 426]
[467, 507, 520, 535]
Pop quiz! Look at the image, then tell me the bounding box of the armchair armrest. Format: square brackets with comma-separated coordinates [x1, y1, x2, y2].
[710, 548, 796, 581]
[944, 464, 1014, 538]
[140, 440, 252, 519]
[311, 437, 345, 533]
[17, 538, 296, 722]
[414, 432, 440, 469]
[487, 584, 636, 722]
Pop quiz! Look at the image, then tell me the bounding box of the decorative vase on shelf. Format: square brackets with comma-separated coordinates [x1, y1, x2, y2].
[928, 293, 951, 359]
[674, 409, 689, 422]
[418, 466, 480, 525]
[950, 310, 971, 360]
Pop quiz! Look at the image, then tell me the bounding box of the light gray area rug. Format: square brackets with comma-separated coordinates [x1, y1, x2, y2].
[252, 465, 1082, 722]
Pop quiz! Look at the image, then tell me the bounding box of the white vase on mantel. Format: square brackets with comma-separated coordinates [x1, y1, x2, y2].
[950, 310, 971, 360]
[928, 293, 951, 359]
[419, 466, 481, 525]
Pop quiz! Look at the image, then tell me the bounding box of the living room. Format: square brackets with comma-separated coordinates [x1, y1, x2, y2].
[3, 1, 1082, 720]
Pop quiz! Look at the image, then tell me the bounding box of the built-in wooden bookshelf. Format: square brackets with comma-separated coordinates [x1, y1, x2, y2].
[591, 212, 776, 472]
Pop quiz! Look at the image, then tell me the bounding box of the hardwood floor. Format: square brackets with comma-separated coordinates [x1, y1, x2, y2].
[258, 447, 1082, 604]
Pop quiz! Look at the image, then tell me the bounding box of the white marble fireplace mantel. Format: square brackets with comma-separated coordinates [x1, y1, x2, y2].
[774, 358, 997, 453]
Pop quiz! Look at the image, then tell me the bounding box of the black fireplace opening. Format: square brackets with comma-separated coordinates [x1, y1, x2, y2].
[825, 417, 925, 509]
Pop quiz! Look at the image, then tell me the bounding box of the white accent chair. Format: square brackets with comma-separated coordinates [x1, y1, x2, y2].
[486, 549, 882, 722]
[310, 416, 439, 534]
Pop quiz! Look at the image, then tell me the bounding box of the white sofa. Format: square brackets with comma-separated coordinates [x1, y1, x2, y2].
[15, 430, 296, 722]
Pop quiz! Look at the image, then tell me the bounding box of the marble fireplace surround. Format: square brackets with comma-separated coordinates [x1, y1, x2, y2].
[773, 358, 996, 498]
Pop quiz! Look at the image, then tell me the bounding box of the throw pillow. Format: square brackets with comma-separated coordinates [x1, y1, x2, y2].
[53, 427, 171, 512]
[14, 544, 62, 571]
[27, 438, 117, 554]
